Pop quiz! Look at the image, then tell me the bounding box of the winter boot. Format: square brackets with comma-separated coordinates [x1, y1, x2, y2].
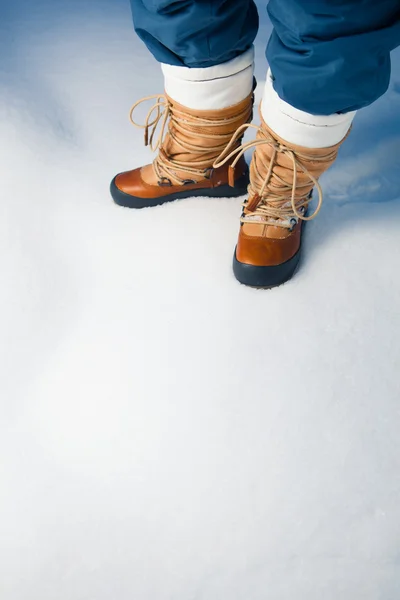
[110, 50, 255, 209]
[213, 71, 355, 288]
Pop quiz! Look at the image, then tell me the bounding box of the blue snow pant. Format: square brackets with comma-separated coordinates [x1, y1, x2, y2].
[130, 0, 400, 116]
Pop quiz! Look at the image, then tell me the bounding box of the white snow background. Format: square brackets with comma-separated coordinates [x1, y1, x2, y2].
[1, 1, 400, 598]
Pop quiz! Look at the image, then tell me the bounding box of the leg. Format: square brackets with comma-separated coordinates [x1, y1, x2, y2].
[130, 0, 258, 68]
[111, 1, 259, 209]
[266, 0, 400, 115]
[227, 0, 400, 287]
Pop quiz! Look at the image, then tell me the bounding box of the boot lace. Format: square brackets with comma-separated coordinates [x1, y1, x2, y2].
[129, 94, 251, 186]
[213, 123, 339, 228]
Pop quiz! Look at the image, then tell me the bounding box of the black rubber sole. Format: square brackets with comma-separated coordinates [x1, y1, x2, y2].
[110, 172, 249, 209]
[233, 246, 301, 289]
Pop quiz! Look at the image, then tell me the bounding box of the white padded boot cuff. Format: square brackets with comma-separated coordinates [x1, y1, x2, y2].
[161, 47, 254, 110]
[261, 70, 356, 148]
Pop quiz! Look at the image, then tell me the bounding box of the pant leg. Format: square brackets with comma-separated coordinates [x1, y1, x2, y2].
[130, 0, 259, 68]
[266, 0, 400, 115]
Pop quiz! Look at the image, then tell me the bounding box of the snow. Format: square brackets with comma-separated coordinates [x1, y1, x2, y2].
[1, 2, 400, 599]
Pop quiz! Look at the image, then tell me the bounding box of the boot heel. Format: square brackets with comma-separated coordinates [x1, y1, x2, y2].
[230, 171, 250, 196]
[209, 171, 249, 198]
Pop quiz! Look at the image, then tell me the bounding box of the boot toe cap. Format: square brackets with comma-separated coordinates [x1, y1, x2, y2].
[110, 167, 157, 208]
[233, 224, 303, 288]
[113, 168, 145, 197]
[236, 225, 301, 267]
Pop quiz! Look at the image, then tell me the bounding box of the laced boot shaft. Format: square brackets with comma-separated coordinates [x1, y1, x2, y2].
[213, 110, 349, 288]
[129, 93, 254, 187]
[214, 117, 344, 230]
[111, 92, 254, 209]
[244, 121, 342, 229]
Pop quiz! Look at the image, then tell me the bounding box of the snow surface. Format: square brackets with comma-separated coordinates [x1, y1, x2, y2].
[1, 2, 400, 599]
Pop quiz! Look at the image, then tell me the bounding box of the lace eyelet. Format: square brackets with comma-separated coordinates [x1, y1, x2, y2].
[158, 177, 172, 187]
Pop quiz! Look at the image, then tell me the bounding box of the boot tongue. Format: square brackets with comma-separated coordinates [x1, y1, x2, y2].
[242, 220, 295, 240]
[242, 207, 289, 240]
[246, 195, 305, 218]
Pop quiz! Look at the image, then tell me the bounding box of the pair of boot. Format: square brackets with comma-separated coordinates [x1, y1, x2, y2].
[110, 64, 348, 288]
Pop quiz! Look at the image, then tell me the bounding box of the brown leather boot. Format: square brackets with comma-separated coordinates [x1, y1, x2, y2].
[110, 92, 254, 209]
[214, 116, 346, 288]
